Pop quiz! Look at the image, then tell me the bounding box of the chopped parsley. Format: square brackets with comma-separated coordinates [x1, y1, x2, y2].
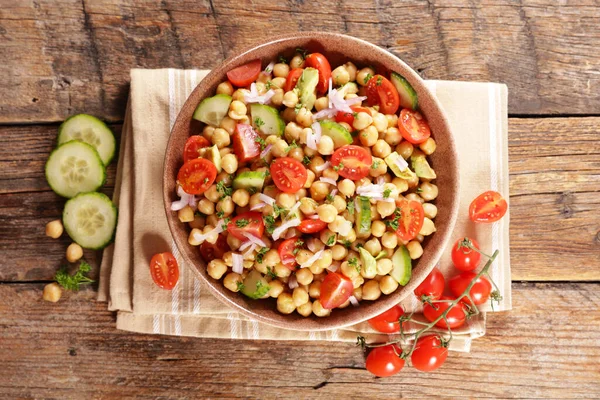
[333, 162, 344, 171]
[294, 103, 303, 114]
[352, 112, 358, 118]
[346, 200, 355, 215]
[348, 257, 360, 273]
[236, 281, 245, 291]
[256, 247, 269, 264]
[385, 207, 402, 231]
[216, 181, 232, 199]
[371, 160, 381, 170]
[254, 117, 265, 128]
[302, 155, 312, 166]
[266, 266, 278, 279]
[278, 55, 287, 64]
[54, 261, 94, 291]
[383, 188, 392, 198]
[265, 80, 273, 90]
[285, 140, 298, 152]
[341, 240, 352, 249]
[416, 187, 423, 193]
[292, 239, 304, 255]
[235, 219, 249, 228]
[363, 73, 373, 84]
[376, 76, 383, 86]
[263, 215, 276, 234]
[325, 193, 334, 202]
[273, 204, 288, 218]
[216, 210, 225, 218]
[255, 136, 266, 150]
[194, 211, 204, 218]
[326, 235, 336, 246]
[295, 47, 308, 60]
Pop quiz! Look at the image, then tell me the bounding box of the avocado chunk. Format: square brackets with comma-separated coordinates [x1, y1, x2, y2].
[359, 247, 377, 278]
[233, 171, 266, 191]
[385, 151, 418, 181]
[250, 103, 285, 136]
[295, 67, 319, 110]
[204, 145, 222, 173]
[411, 150, 436, 180]
[319, 120, 353, 148]
[355, 196, 372, 236]
[192, 94, 232, 127]
[241, 270, 271, 299]
[390, 245, 411, 285]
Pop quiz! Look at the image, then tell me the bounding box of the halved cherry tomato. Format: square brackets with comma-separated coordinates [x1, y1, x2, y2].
[183, 135, 210, 163]
[319, 272, 354, 309]
[449, 272, 492, 306]
[270, 157, 307, 193]
[423, 296, 467, 329]
[227, 212, 265, 241]
[177, 158, 217, 195]
[199, 234, 229, 262]
[366, 75, 400, 114]
[365, 344, 405, 377]
[304, 53, 332, 95]
[394, 199, 425, 241]
[368, 305, 405, 334]
[149, 252, 179, 290]
[398, 109, 431, 144]
[330, 145, 372, 181]
[335, 106, 371, 126]
[414, 267, 445, 300]
[451, 238, 481, 272]
[411, 335, 448, 372]
[297, 219, 327, 234]
[278, 237, 302, 270]
[469, 191, 508, 223]
[227, 59, 262, 87]
[284, 68, 304, 92]
[232, 123, 261, 163]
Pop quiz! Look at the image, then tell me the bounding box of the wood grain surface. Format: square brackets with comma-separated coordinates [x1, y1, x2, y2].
[1, 282, 598, 399]
[1, 0, 600, 123]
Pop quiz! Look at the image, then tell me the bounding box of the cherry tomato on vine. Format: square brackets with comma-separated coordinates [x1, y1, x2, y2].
[469, 191, 508, 223]
[410, 335, 449, 372]
[365, 344, 405, 377]
[413, 267, 445, 300]
[449, 272, 493, 306]
[451, 237, 482, 272]
[368, 305, 405, 334]
[422, 296, 467, 329]
[149, 252, 179, 290]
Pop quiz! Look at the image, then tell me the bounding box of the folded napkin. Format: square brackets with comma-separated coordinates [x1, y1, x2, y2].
[98, 69, 510, 352]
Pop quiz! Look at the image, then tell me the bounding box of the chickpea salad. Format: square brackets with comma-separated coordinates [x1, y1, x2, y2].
[170, 50, 440, 317]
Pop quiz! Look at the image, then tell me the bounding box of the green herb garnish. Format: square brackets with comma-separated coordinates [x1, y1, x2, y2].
[216, 181, 232, 199]
[348, 257, 360, 273]
[263, 215, 276, 234]
[302, 155, 312, 166]
[364, 73, 373, 84]
[376, 76, 383, 86]
[256, 247, 269, 264]
[266, 266, 278, 279]
[383, 188, 392, 198]
[235, 219, 249, 228]
[285, 140, 298, 152]
[326, 235, 336, 246]
[55, 261, 94, 291]
[371, 160, 381, 170]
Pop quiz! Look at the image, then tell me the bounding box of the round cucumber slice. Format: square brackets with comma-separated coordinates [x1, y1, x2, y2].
[63, 192, 117, 250]
[45, 141, 106, 198]
[58, 114, 116, 166]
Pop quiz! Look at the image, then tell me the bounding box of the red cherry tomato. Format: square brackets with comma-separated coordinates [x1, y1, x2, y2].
[394, 199, 425, 242]
[368, 305, 405, 334]
[199, 234, 229, 262]
[149, 252, 179, 290]
[335, 106, 372, 126]
[365, 344, 405, 377]
[232, 123, 261, 163]
[270, 157, 308, 193]
[284, 68, 304, 92]
[469, 191, 508, 223]
[451, 238, 482, 271]
[330, 145, 372, 181]
[411, 335, 448, 372]
[227, 59, 262, 87]
[398, 109, 431, 144]
[423, 296, 467, 329]
[297, 219, 328, 234]
[366, 75, 400, 114]
[177, 158, 217, 195]
[304, 53, 332, 95]
[319, 272, 354, 309]
[278, 237, 302, 270]
[414, 267, 445, 300]
[449, 272, 492, 306]
[183, 135, 210, 163]
[227, 212, 265, 241]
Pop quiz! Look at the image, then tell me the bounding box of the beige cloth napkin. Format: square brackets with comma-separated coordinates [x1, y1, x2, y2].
[98, 69, 510, 352]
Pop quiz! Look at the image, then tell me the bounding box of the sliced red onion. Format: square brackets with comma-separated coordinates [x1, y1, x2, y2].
[260, 143, 272, 159]
[192, 221, 225, 244]
[244, 83, 276, 104]
[288, 275, 298, 289]
[306, 239, 319, 253]
[258, 193, 276, 206]
[376, 176, 385, 185]
[285, 229, 297, 239]
[171, 186, 193, 211]
[308, 214, 320, 220]
[395, 155, 409, 171]
[314, 161, 331, 172]
[264, 61, 275, 74]
[319, 177, 337, 186]
[239, 240, 255, 252]
[312, 108, 338, 121]
[327, 262, 340, 272]
[242, 231, 267, 247]
[345, 96, 368, 106]
[242, 243, 257, 259]
[250, 202, 266, 211]
[287, 201, 301, 220]
[331, 189, 338, 197]
[272, 217, 301, 240]
[300, 249, 324, 269]
[307, 122, 323, 150]
[261, 89, 276, 104]
[232, 253, 244, 274]
[349, 295, 359, 307]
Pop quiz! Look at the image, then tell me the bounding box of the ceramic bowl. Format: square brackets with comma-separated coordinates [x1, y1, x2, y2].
[164, 32, 459, 331]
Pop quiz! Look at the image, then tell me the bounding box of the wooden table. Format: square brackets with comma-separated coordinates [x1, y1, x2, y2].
[1, 1, 599, 398]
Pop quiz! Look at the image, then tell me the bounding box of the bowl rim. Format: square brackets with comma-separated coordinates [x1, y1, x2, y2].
[163, 31, 460, 331]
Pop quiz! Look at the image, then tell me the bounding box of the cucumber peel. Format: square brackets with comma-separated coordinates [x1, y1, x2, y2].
[319, 120, 353, 148]
[390, 72, 418, 110]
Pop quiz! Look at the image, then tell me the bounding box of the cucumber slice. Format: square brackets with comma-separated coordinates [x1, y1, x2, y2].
[193, 94, 232, 127]
[359, 247, 377, 278]
[240, 270, 270, 299]
[411, 150, 436, 180]
[390, 72, 418, 111]
[57, 114, 116, 166]
[295, 67, 319, 110]
[63, 192, 117, 250]
[385, 151, 418, 181]
[205, 145, 222, 173]
[250, 104, 285, 136]
[233, 171, 266, 191]
[45, 141, 106, 198]
[390, 245, 412, 285]
[319, 120, 353, 148]
[355, 196, 371, 235]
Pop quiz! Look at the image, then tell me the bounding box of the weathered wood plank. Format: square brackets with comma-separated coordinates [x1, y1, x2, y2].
[0, 282, 598, 399]
[1, 0, 600, 123]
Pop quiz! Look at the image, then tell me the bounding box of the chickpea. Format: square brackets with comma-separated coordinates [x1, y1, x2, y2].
[299, 197, 318, 215]
[269, 76, 286, 88]
[292, 287, 309, 307]
[212, 128, 230, 149]
[296, 268, 314, 286]
[188, 214, 205, 230]
[364, 238, 382, 257]
[369, 157, 387, 177]
[353, 112, 373, 130]
[276, 192, 296, 209]
[359, 125, 378, 147]
[274, 263, 292, 278]
[314, 96, 329, 112]
[296, 107, 313, 127]
[344, 62, 358, 81]
[203, 125, 215, 141]
[419, 218, 436, 236]
[362, 280, 382, 301]
[273, 63, 290, 78]
[308, 281, 321, 298]
[370, 112, 387, 133]
[332, 65, 350, 85]
[381, 232, 398, 249]
[357, 67, 375, 86]
[383, 127, 402, 146]
[379, 275, 399, 295]
[197, 198, 214, 215]
[422, 203, 438, 219]
[372, 139, 392, 158]
[231, 189, 250, 207]
[219, 116, 237, 135]
[310, 181, 330, 202]
[277, 293, 296, 314]
[331, 244, 348, 261]
[282, 91, 299, 108]
[339, 122, 352, 132]
[295, 249, 314, 266]
[217, 153, 238, 175]
[207, 259, 228, 279]
[176, 205, 195, 224]
[376, 201, 396, 219]
[340, 260, 360, 279]
[317, 204, 338, 223]
[268, 280, 285, 298]
[216, 81, 234, 96]
[270, 138, 289, 158]
[43, 282, 62, 303]
[322, 168, 339, 181]
[206, 214, 218, 227]
[65, 243, 83, 263]
[317, 135, 334, 155]
[228, 100, 247, 120]
[339, 227, 357, 243]
[281, 107, 297, 123]
[269, 88, 284, 107]
[419, 182, 439, 201]
[285, 146, 302, 162]
[338, 179, 356, 198]
[304, 145, 317, 157]
[386, 113, 399, 128]
[223, 272, 243, 292]
[290, 54, 305, 69]
[419, 137, 437, 155]
[227, 233, 242, 251]
[231, 89, 248, 103]
[352, 274, 365, 289]
[216, 197, 234, 216]
[397, 141, 414, 159]
[297, 301, 313, 317]
[407, 240, 424, 259]
[405, 193, 424, 204]
[352, 287, 363, 302]
[371, 220, 386, 238]
[45, 219, 63, 239]
[312, 300, 331, 317]
[392, 178, 409, 194]
[376, 258, 393, 275]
